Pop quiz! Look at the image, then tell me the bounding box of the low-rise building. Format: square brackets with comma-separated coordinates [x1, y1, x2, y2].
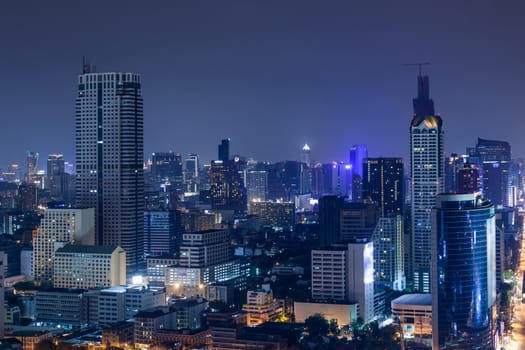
[242, 288, 282, 327]
[391, 294, 432, 347]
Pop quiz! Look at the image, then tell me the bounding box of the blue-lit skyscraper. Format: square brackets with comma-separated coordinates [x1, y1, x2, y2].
[349, 144, 367, 201]
[432, 193, 496, 349]
[410, 74, 444, 292]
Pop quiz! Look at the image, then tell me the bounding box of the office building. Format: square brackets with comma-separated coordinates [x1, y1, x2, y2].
[362, 157, 404, 216]
[340, 202, 378, 242]
[432, 193, 496, 349]
[249, 200, 294, 231]
[468, 138, 511, 206]
[170, 297, 208, 329]
[183, 153, 200, 194]
[410, 74, 444, 292]
[349, 144, 368, 201]
[444, 153, 465, 193]
[25, 151, 39, 183]
[75, 70, 144, 270]
[179, 229, 230, 268]
[311, 242, 374, 322]
[46, 154, 65, 199]
[218, 139, 230, 162]
[146, 255, 178, 284]
[242, 288, 283, 326]
[35, 289, 88, 328]
[244, 170, 268, 205]
[372, 216, 405, 291]
[144, 209, 182, 256]
[457, 164, 481, 193]
[53, 244, 126, 289]
[391, 294, 432, 347]
[150, 151, 183, 194]
[33, 208, 94, 283]
[210, 159, 247, 214]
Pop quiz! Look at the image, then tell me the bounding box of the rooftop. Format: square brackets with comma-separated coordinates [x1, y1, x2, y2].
[56, 244, 120, 255]
[391, 293, 432, 306]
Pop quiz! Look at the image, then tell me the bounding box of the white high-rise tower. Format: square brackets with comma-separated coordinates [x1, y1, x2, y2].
[410, 74, 444, 292]
[75, 66, 144, 270]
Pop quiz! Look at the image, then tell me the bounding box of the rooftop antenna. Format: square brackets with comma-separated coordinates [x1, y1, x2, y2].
[82, 56, 91, 74]
[405, 62, 430, 76]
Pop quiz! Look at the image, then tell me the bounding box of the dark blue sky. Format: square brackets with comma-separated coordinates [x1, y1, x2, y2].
[1, 1, 524, 169]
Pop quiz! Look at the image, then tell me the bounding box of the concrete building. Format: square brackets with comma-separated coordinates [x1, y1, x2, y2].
[146, 255, 178, 284]
[294, 301, 358, 326]
[372, 216, 405, 291]
[391, 294, 432, 347]
[170, 297, 207, 330]
[53, 244, 126, 289]
[134, 306, 177, 348]
[249, 201, 294, 231]
[410, 74, 444, 292]
[75, 70, 144, 271]
[35, 289, 88, 328]
[33, 208, 94, 283]
[242, 288, 283, 326]
[179, 229, 230, 268]
[311, 242, 374, 322]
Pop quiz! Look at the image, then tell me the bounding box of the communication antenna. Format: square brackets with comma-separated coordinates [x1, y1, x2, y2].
[405, 62, 430, 76]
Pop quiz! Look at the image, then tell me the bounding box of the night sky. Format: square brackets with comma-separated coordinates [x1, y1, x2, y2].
[1, 1, 524, 169]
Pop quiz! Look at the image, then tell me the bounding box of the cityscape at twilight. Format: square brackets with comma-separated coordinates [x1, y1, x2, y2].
[1, 1, 525, 350]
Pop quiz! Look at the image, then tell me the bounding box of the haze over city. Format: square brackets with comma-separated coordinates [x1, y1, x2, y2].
[1, 0, 525, 167]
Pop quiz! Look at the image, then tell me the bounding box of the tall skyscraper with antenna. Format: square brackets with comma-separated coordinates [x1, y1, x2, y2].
[410, 73, 444, 292]
[75, 64, 144, 271]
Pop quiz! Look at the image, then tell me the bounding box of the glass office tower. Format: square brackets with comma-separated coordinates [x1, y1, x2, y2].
[432, 193, 496, 349]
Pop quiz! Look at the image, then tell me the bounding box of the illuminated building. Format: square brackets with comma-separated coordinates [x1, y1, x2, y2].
[244, 170, 268, 205]
[33, 208, 94, 283]
[242, 287, 283, 326]
[410, 74, 444, 292]
[150, 151, 183, 194]
[311, 242, 374, 322]
[46, 154, 64, 198]
[349, 144, 368, 201]
[372, 216, 405, 291]
[34, 289, 89, 328]
[75, 70, 144, 270]
[468, 138, 511, 207]
[432, 193, 496, 349]
[179, 229, 230, 268]
[144, 209, 182, 256]
[25, 150, 39, 183]
[210, 159, 247, 214]
[391, 294, 432, 347]
[249, 200, 294, 231]
[16, 183, 37, 212]
[53, 244, 126, 289]
[444, 153, 465, 193]
[457, 164, 481, 193]
[362, 157, 404, 216]
[183, 153, 200, 194]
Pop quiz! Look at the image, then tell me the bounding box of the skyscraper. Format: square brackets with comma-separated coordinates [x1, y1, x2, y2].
[218, 139, 230, 162]
[183, 153, 200, 194]
[46, 154, 65, 199]
[410, 74, 444, 292]
[349, 144, 367, 201]
[26, 150, 39, 183]
[75, 70, 144, 270]
[362, 157, 404, 217]
[468, 138, 511, 207]
[432, 193, 496, 349]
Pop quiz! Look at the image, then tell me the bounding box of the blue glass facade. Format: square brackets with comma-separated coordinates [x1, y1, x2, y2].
[432, 193, 495, 349]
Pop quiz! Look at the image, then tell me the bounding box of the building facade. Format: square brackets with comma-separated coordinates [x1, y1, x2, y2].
[53, 244, 126, 289]
[410, 74, 444, 292]
[75, 70, 144, 270]
[431, 193, 496, 349]
[33, 208, 95, 283]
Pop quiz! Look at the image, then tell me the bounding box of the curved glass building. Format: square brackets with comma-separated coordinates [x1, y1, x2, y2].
[431, 193, 496, 349]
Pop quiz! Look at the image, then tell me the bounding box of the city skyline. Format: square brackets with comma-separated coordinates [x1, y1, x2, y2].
[1, 1, 525, 168]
